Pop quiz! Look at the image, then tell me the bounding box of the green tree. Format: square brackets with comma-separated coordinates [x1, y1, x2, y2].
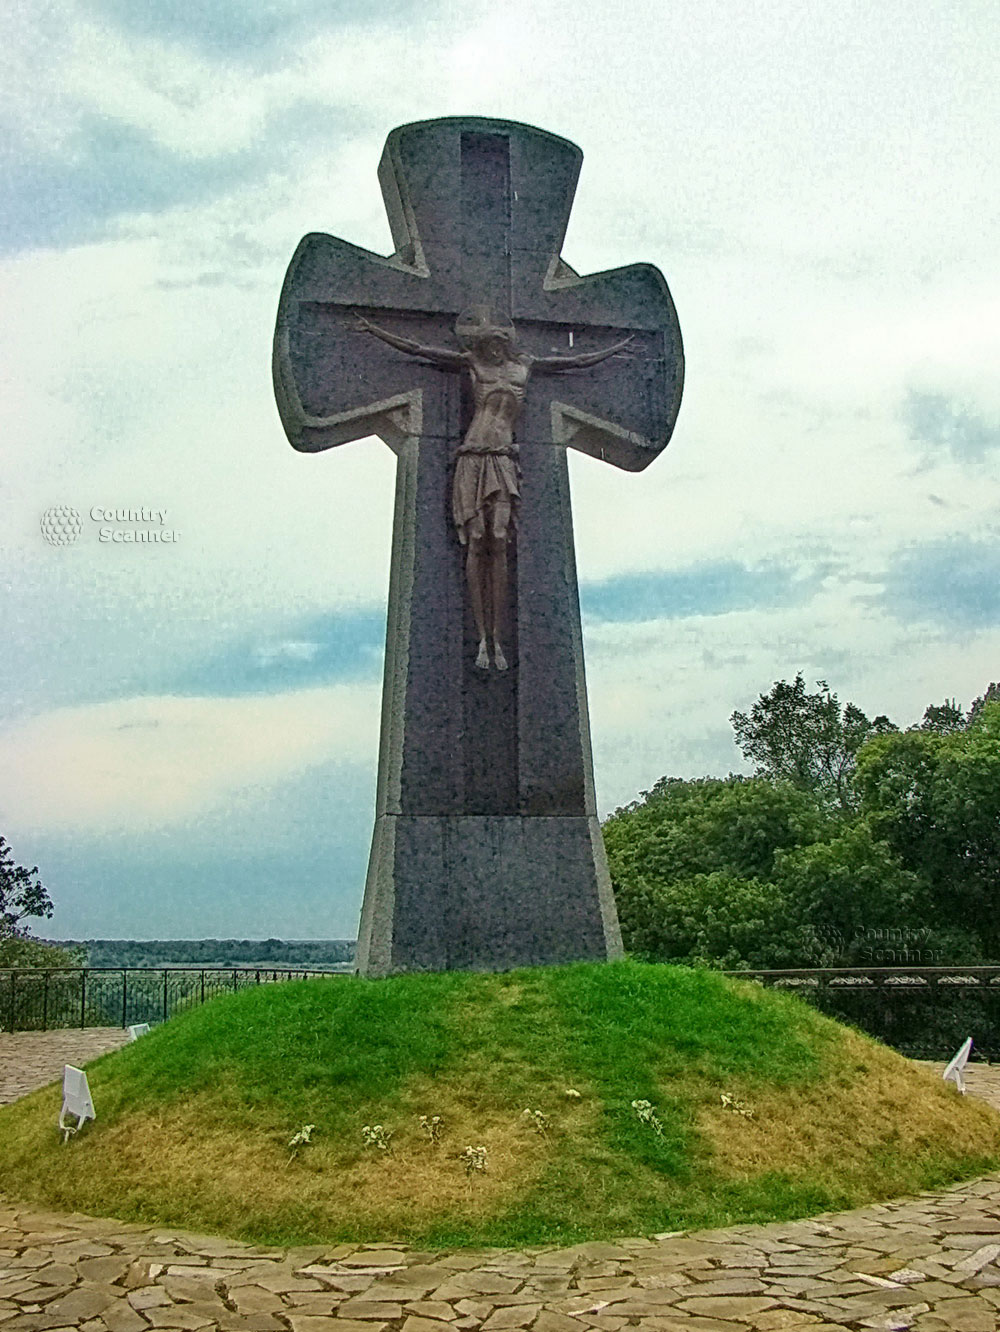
[617, 870, 818, 970]
[967, 682, 1000, 727]
[605, 775, 840, 967]
[917, 700, 966, 735]
[770, 821, 948, 961]
[855, 702, 1000, 954]
[606, 781, 948, 969]
[604, 775, 832, 888]
[0, 837, 81, 968]
[918, 683, 999, 733]
[0, 935, 83, 968]
[730, 673, 896, 810]
[0, 837, 52, 940]
[605, 684, 998, 972]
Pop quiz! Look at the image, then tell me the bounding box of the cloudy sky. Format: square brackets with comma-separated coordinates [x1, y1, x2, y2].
[2, 0, 998, 941]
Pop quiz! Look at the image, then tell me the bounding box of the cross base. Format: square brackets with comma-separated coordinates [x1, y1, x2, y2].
[356, 814, 624, 976]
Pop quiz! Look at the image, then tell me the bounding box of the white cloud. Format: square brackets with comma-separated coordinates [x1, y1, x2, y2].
[586, 591, 1000, 814]
[252, 640, 321, 667]
[0, 685, 380, 835]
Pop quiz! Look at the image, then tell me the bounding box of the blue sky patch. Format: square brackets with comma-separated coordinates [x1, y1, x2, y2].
[880, 537, 1000, 629]
[1, 116, 254, 255]
[87, 0, 421, 61]
[580, 560, 826, 624]
[36, 755, 374, 938]
[0, 101, 364, 256]
[903, 389, 1000, 465]
[170, 608, 387, 696]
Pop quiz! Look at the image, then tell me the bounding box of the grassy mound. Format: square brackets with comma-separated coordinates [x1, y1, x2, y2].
[2, 960, 998, 1248]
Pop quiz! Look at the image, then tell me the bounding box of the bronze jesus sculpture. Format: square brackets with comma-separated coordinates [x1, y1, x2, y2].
[355, 306, 632, 671]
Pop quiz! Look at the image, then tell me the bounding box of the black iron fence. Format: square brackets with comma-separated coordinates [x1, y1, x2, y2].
[5, 964, 1000, 1059]
[727, 966, 1000, 1060]
[0, 967, 346, 1033]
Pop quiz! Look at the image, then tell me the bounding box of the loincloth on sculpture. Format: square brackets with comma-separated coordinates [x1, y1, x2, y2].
[452, 449, 520, 545]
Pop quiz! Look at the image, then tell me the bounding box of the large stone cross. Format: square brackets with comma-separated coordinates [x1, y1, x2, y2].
[274, 117, 683, 976]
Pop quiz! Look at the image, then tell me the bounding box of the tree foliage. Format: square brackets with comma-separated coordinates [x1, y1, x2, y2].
[918, 684, 1000, 733]
[0, 837, 72, 968]
[0, 935, 83, 968]
[855, 702, 1000, 952]
[917, 700, 966, 735]
[608, 775, 856, 968]
[606, 681, 1000, 971]
[0, 837, 52, 939]
[967, 682, 1000, 728]
[730, 673, 896, 810]
[605, 772, 970, 968]
[616, 870, 816, 971]
[60, 938, 355, 968]
[771, 822, 928, 955]
[604, 775, 833, 888]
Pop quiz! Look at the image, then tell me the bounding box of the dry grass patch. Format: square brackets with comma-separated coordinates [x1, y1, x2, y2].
[692, 1030, 1000, 1185]
[103, 1102, 537, 1226]
[15, 1071, 599, 1242]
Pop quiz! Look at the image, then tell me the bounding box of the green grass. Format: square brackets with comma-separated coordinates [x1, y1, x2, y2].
[2, 959, 998, 1248]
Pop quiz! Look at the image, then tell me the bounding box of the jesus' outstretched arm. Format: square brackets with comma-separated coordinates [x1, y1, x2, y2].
[352, 315, 466, 369]
[531, 334, 634, 373]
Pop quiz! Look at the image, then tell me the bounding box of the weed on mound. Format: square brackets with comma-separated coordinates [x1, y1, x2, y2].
[2, 960, 998, 1248]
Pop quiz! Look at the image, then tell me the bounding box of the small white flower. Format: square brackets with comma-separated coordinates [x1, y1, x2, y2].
[720, 1093, 755, 1119]
[418, 1114, 443, 1142]
[631, 1098, 664, 1136]
[460, 1145, 488, 1174]
[361, 1124, 393, 1151]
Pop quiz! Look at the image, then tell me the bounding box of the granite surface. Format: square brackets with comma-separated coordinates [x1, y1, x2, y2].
[274, 117, 684, 976]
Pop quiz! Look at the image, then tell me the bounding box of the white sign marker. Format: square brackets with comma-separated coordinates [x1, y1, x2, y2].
[59, 1065, 96, 1142]
[942, 1037, 973, 1094]
[127, 1023, 151, 1041]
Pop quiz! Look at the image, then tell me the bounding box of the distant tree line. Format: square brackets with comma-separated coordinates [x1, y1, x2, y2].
[47, 938, 356, 969]
[605, 676, 1000, 970]
[1, 836, 357, 973]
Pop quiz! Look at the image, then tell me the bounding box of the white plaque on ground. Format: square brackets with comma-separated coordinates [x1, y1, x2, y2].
[59, 1064, 96, 1141]
[942, 1037, 973, 1093]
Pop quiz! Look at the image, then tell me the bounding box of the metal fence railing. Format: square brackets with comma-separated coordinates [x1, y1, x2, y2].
[6, 963, 999, 1060]
[0, 967, 346, 1033]
[726, 966, 1000, 1061]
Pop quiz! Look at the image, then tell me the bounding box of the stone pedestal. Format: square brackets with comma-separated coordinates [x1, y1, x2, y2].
[357, 815, 621, 975]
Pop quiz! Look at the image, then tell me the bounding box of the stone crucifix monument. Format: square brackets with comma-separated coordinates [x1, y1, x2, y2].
[273, 117, 683, 977]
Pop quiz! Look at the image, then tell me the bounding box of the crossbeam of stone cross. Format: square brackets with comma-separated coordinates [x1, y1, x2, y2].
[274, 117, 684, 976]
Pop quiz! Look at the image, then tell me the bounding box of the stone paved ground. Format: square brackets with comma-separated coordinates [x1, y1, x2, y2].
[2, 1033, 1000, 1330]
[0, 1031, 131, 1107]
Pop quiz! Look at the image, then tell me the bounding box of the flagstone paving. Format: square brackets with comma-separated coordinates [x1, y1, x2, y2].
[2, 1033, 1000, 1330]
[0, 1031, 131, 1106]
